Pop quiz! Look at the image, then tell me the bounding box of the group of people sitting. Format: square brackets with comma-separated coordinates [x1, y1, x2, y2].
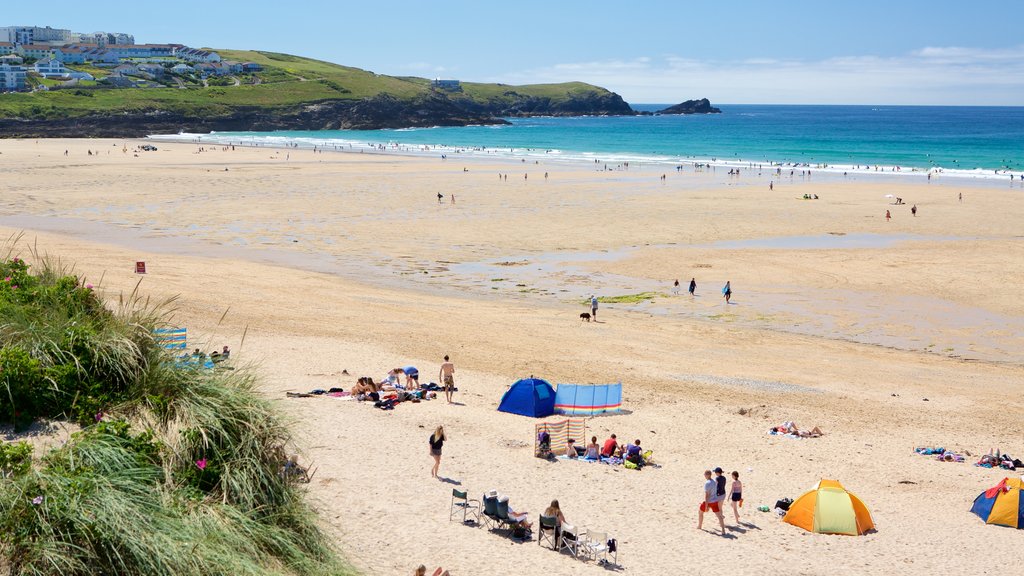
[976, 449, 1021, 470]
[349, 375, 438, 408]
[537, 432, 649, 468]
[769, 421, 824, 438]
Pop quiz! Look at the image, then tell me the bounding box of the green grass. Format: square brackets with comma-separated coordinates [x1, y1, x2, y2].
[0, 48, 617, 121]
[585, 292, 665, 304]
[0, 240, 350, 575]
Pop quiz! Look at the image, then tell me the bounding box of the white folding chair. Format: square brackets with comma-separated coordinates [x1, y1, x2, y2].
[583, 530, 617, 565]
[558, 523, 584, 558]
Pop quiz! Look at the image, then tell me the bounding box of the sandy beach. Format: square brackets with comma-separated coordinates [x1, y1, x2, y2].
[2, 138, 1022, 575]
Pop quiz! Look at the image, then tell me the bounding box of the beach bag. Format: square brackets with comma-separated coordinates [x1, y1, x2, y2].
[775, 498, 793, 511]
[623, 460, 638, 470]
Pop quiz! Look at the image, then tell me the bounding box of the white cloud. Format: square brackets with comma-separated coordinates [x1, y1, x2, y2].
[490, 46, 1024, 105]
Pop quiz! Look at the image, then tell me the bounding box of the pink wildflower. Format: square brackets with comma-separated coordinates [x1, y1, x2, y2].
[32, 496, 43, 505]
[195, 458, 208, 471]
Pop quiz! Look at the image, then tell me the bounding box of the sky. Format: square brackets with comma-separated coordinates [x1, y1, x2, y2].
[4, 0, 1024, 105]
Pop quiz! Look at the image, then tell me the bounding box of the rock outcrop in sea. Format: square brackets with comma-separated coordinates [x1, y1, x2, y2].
[656, 98, 722, 115]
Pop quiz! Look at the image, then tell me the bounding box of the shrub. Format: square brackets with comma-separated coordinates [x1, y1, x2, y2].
[0, 442, 31, 478]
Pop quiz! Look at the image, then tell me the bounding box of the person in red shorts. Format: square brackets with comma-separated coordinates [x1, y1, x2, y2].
[698, 469, 726, 534]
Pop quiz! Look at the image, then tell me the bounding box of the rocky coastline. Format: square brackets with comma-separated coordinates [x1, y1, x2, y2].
[0, 91, 715, 138]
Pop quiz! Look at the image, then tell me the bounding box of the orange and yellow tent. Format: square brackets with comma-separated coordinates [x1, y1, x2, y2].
[783, 479, 874, 535]
[970, 477, 1023, 529]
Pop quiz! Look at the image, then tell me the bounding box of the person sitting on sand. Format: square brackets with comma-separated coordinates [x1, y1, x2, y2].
[625, 439, 644, 466]
[601, 434, 621, 458]
[584, 436, 601, 460]
[385, 368, 404, 388]
[566, 438, 580, 458]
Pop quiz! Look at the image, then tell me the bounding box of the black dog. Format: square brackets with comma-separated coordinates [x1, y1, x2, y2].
[580, 312, 591, 322]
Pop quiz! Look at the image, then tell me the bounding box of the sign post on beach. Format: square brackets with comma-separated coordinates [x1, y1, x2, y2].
[135, 261, 147, 274]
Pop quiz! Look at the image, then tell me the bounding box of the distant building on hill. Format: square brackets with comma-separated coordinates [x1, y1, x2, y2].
[177, 47, 221, 63]
[241, 62, 263, 72]
[0, 26, 71, 45]
[0, 42, 14, 56]
[431, 78, 461, 91]
[33, 57, 66, 77]
[15, 44, 56, 59]
[0, 54, 23, 65]
[0, 63, 27, 92]
[76, 31, 135, 46]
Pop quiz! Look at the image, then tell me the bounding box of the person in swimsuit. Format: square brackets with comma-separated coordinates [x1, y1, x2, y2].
[584, 436, 600, 460]
[403, 366, 419, 390]
[439, 355, 456, 403]
[722, 281, 732, 304]
[730, 471, 743, 524]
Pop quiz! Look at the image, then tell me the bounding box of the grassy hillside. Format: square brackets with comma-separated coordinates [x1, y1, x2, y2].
[0, 49, 622, 121]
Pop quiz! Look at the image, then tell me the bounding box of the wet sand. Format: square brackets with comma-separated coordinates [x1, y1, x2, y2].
[1, 138, 1022, 575]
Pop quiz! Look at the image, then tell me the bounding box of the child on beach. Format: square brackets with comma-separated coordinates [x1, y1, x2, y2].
[730, 471, 743, 524]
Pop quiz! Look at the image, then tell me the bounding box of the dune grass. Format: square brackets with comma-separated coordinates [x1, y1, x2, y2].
[0, 240, 350, 576]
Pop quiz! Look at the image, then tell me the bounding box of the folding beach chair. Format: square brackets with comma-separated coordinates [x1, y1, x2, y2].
[582, 530, 617, 566]
[450, 489, 480, 525]
[495, 498, 518, 536]
[481, 493, 500, 530]
[538, 514, 559, 550]
[558, 523, 584, 558]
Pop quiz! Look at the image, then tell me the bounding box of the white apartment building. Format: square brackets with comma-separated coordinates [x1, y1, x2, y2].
[0, 26, 71, 45]
[0, 63, 27, 91]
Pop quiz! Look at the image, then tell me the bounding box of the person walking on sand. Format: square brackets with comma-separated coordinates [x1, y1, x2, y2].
[590, 295, 599, 321]
[429, 425, 446, 478]
[672, 279, 680, 295]
[698, 470, 726, 534]
[689, 278, 696, 297]
[730, 471, 744, 524]
[439, 355, 456, 403]
[911, 204, 917, 217]
[885, 209, 891, 222]
[722, 281, 732, 304]
[437, 192, 443, 204]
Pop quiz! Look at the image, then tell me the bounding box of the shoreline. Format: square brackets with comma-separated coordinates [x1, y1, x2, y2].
[146, 125, 1024, 183]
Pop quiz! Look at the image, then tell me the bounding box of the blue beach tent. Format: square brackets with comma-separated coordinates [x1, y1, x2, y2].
[497, 378, 556, 418]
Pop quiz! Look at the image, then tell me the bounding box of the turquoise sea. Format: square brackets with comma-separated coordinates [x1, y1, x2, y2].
[154, 105, 1024, 178]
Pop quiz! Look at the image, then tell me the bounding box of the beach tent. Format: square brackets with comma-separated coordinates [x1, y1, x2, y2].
[554, 383, 623, 415]
[498, 378, 556, 418]
[783, 479, 874, 535]
[970, 477, 1024, 529]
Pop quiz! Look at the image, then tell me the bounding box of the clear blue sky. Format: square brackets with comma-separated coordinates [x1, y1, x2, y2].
[5, 0, 1024, 104]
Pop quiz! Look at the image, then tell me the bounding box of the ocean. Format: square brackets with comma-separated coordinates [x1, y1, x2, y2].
[152, 104, 1024, 179]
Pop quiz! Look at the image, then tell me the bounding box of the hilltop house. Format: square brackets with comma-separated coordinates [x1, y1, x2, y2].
[0, 63, 27, 91]
[177, 47, 221, 63]
[113, 63, 139, 76]
[431, 78, 461, 91]
[171, 63, 193, 74]
[137, 63, 165, 77]
[241, 62, 263, 72]
[33, 57, 66, 77]
[15, 44, 56, 59]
